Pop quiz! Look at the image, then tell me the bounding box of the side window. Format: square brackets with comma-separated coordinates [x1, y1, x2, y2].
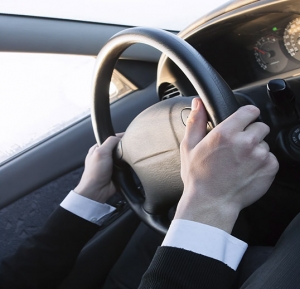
[0, 53, 137, 165]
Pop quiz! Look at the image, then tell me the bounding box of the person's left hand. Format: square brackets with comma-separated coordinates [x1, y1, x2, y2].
[74, 135, 122, 203]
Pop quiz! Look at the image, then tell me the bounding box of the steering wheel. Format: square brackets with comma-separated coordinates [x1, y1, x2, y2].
[91, 27, 240, 235]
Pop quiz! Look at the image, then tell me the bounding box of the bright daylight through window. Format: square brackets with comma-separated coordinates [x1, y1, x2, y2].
[0, 0, 229, 164]
[0, 53, 135, 164]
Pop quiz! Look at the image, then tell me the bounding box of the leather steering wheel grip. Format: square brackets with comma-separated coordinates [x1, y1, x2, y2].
[91, 27, 240, 234]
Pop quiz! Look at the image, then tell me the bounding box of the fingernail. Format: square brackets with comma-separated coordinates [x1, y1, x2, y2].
[191, 98, 199, 111]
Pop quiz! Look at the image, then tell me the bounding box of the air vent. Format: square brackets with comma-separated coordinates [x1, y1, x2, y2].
[161, 83, 182, 100]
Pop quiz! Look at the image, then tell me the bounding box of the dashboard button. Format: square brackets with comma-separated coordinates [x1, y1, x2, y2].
[181, 108, 191, 126]
[291, 126, 300, 148]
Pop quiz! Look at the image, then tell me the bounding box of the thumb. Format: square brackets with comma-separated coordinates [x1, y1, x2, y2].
[182, 97, 207, 150]
[98, 136, 121, 156]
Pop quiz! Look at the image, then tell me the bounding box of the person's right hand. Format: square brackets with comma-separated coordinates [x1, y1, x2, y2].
[74, 135, 122, 203]
[175, 97, 279, 234]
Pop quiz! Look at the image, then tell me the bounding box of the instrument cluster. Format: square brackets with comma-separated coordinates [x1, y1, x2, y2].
[160, 10, 300, 91]
[253, 17, 300, 73]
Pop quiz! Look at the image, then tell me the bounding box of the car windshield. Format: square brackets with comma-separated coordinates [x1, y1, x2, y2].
[0, 0, 230, 31]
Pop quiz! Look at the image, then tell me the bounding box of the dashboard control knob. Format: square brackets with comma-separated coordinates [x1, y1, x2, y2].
[267, 79, 295, 113]
[291, 126, 300, 148]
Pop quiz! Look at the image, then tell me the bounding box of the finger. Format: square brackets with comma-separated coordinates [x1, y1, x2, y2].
[258, 140, 270, 152]
[97, 136, 120, 156]
[87, 144, 98, 155]
[244, 122, 270, 143]
[182, 97, 208, 150]
[220, 105, 260, 133]
[115, 132, 124, 138]
[268, 152, 280, 175]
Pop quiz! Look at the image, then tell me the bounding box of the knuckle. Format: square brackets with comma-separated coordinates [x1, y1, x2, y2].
[94, 149, 103, 159]
[186, 109, 203, 127]
[212, 127, 231, 144]
[96, 144, 110, 157]
[180, 138, 189, 153]
[243, 135, 257, 149]
[257, 148, 269, 162]
[249, 142, 270, 162]
[263, 142, 270, 153]
[268, 153, 279, 173]
[186, 114, 197, 126]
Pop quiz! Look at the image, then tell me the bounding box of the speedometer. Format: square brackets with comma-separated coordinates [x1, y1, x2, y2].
[254, 35, 287, 73]
[284, 18, 300, 61]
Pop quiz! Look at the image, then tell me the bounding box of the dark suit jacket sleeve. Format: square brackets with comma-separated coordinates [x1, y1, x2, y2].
[138, 246, 236, 289]
[0, 206, 99, 289]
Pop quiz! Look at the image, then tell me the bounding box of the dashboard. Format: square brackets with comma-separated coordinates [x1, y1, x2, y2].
[196, 13, 300, 89]
[155, 2, 300, 243]
[157, 0, 300, 96]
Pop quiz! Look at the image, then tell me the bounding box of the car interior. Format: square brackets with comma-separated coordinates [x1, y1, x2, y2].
[1, 0, 300, 287]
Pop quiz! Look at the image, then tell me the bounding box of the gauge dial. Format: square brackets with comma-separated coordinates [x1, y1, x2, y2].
[254, 35, 287, 73]
[284, 18, 300, 61]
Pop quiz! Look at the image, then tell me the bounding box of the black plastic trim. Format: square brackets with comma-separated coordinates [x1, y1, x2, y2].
[0, 14, 161, 61]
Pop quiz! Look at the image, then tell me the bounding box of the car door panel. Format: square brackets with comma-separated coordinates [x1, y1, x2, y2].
[0, 81, 158, 208]
[0, 14, 160, 268]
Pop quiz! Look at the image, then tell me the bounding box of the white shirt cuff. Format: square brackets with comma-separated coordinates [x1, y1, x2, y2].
[60, 190, 116, 226]
[162, 219, 248, 270]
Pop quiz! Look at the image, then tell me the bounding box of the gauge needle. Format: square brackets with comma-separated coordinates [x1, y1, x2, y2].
[254, 47, 267, 54]
[254, 47, 272, 57]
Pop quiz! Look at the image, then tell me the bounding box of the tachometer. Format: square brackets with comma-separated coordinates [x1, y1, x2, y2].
[254, 35, 287, 73]
[284, 17, 300, 61]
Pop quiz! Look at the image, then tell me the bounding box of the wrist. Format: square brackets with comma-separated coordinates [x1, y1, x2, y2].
[74, 183, 113, 203]
[174, 193, 240, 234]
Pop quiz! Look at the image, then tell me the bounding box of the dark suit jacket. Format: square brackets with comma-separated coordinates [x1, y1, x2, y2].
[0, 207, 99, 289]
[138, 247, 236, 289]
[0, 207, 236, 289]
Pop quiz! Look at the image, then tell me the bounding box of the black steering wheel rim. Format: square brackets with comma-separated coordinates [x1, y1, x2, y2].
[91, 27, 240, 235]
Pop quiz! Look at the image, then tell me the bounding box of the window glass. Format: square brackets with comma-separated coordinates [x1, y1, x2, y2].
[0, 53, 135, 165]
